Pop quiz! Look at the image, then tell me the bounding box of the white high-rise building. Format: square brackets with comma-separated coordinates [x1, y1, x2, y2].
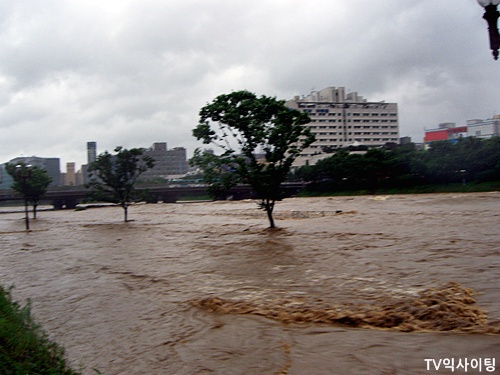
[286, 86, 399, 165]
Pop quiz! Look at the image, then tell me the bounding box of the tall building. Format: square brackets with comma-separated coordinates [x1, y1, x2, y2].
[80, 141, 97, 186]
[7, 156, 61, 187]
[87, 142, 97, 164]
[286, 86, 399, 165]
[64, 162, 76, 186]
[140, 142, 188, 179]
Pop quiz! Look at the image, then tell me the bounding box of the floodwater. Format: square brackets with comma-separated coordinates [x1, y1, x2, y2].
[0, 193, 499, 375]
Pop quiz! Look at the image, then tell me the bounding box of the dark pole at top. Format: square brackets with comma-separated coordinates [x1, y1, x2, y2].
[479, 1, 500, 60]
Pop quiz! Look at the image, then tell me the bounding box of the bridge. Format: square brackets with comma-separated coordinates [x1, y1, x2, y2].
[0, 183, 307, 209]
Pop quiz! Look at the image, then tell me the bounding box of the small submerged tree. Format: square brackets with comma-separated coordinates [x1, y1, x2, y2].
[87, 146, 155, 222]
[6, 163, 52, 223]
[192, 90, 314, 228]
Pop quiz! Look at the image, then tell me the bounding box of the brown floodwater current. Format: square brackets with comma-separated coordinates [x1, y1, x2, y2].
[0, 193, 499, 374]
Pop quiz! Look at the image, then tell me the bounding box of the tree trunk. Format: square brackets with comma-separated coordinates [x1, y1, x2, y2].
[123, 205, 128, 222]
[33, 202, 38, 219]
[23, 198, 30, 231]
[265, 199, 275, 228]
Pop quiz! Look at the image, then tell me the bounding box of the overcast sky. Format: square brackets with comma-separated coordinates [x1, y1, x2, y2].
[0, 0, 498, 170]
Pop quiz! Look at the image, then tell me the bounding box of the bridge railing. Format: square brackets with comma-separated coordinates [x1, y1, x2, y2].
[0, 182, 307, 209]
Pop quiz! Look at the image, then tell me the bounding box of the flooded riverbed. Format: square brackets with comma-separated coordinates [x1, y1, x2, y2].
[0, 193, 499, 374]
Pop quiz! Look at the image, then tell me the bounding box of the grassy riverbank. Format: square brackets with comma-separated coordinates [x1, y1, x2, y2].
[0, 285, 80, 375]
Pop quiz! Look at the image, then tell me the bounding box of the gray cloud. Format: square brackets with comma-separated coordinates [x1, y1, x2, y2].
[0, 0, 498, 169]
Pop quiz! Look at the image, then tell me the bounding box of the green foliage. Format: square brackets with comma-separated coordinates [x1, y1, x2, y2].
[423, 137, 500, 183]
[294, 137, 500, 194]
[5, 163, 53, 218]
[0, 285, 80, 374]
[192, 90, 314, 227]
[87, 146, 155, 222]
[189, 149, 241, 199]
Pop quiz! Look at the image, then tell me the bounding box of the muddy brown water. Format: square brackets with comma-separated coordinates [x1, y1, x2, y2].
[0, 193, 499, 374]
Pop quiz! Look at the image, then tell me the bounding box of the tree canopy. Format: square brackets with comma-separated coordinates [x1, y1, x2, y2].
[189, 148, 241, 199]
[5, 163, 53, 219]
[192, 90, 314, 228]
[87, 146, 155, 222]
[293, 137, 500, 193]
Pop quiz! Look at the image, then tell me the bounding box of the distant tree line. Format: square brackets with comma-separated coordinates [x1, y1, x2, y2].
[292, 137, 500, 193]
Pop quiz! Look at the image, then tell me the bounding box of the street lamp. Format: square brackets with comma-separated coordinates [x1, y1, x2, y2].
[16, 164, 33, 231]
[477, 0, 500, 60]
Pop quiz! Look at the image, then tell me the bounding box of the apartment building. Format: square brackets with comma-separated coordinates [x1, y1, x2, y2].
[140, 142, 188, 179]
[286, 86, 399, 165]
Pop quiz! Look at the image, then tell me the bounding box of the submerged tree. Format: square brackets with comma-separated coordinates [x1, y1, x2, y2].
[6, 163, 53, 224]
[87, 147, 155, 222]
[189, 148, 242, 199]
[192, 90, 314, 228]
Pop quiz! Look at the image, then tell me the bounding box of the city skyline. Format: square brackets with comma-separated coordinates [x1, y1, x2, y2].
[0, 0, 498, 168]
[3, 111, 498, 173]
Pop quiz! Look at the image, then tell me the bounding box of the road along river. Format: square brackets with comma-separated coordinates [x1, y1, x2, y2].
[0, 193, 499, 374]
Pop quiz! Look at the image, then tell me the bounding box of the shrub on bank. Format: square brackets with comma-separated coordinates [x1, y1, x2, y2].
[0, 285, 80, 375]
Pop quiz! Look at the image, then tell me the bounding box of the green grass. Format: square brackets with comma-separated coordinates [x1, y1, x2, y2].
[0, 285, 80, 375]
